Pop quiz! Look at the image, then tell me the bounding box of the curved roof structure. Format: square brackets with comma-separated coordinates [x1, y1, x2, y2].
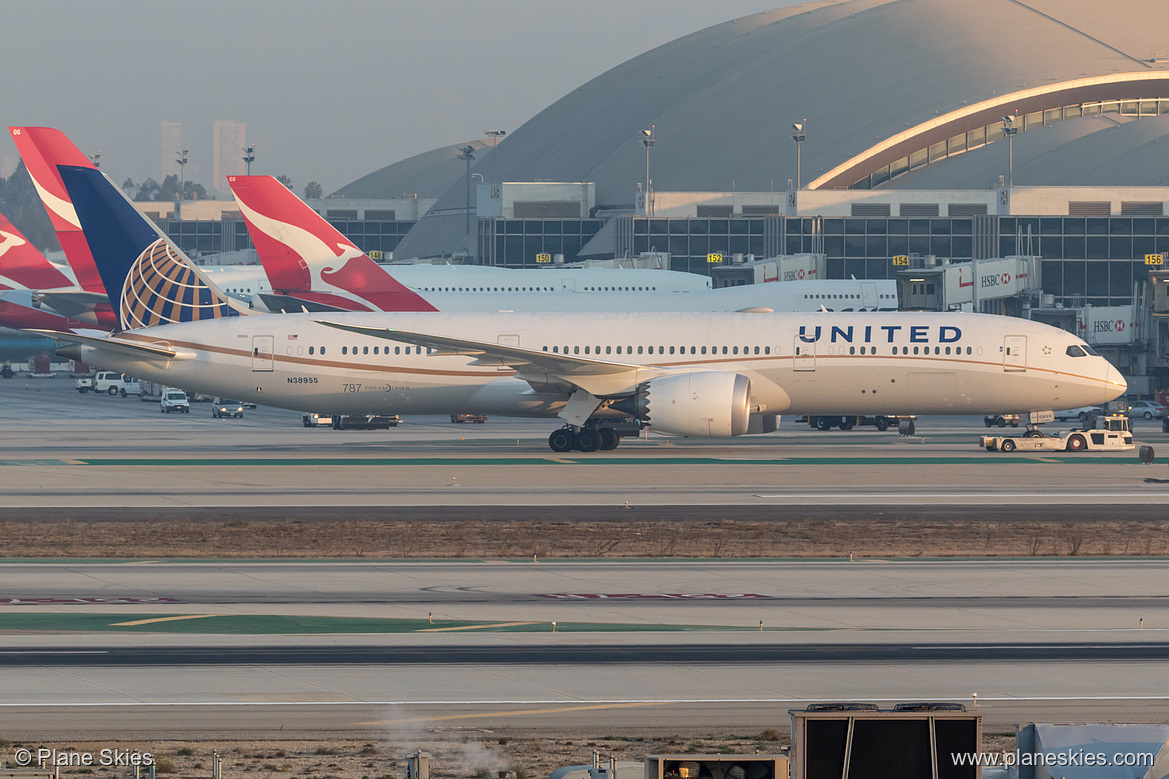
[332, 139, 489, 200]
[385, 0, 1169, 259]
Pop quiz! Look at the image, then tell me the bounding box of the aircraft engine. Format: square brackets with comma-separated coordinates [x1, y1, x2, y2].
[613, 371, 751, 437]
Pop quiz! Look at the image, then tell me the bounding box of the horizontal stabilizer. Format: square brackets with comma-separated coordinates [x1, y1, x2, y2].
[28, 329, 193, 361]
[255, 293, 350, 313]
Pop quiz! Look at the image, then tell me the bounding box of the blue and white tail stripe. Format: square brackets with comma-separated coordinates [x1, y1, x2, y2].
[57, 164, 243, 331]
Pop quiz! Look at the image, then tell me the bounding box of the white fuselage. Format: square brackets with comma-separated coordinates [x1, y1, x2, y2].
[202, 264, 894, 313]
[83, 311, 1124, 425]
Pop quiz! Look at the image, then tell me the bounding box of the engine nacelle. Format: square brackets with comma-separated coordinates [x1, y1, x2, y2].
[616, 371, 751, 438]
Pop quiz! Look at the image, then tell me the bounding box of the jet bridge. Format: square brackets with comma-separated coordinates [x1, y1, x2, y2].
[897, 255, 1043, 315]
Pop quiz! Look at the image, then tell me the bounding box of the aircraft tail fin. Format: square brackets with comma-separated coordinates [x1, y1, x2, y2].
[228, 175, 436, 312]
[57, 164, 246, 331]
[0, 210, 73, 291]
[7, 127, 106, 295]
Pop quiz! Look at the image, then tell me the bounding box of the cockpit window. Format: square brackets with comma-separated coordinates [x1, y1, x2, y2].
[1082, 344, 1100, 356]
[1066, 345, 1087, 358]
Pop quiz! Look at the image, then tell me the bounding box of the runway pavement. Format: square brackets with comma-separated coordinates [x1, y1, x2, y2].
[3, 377, 1169, 738]
[1, 376, 1168, 515]
[2, 559, 1168, 736]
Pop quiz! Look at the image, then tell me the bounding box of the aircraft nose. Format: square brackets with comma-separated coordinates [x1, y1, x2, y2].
[1104, 362, 1126, 402]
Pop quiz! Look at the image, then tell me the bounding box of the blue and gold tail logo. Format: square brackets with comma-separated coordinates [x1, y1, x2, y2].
[120, 238, 237, 329]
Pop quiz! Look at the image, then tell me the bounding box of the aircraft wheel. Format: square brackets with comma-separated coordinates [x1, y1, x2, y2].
[815, 417, 833, 431]
[875, 417, 889, 432]
[1066, 434, 1087, 452]
[839, 418, 855, 431]
[1000, 439, 1016, 452]
[598, 428, 620, 450]
[1023, 429, 1042, 438]
[576, 428, 602, 452]
[548, 428, 576, 453]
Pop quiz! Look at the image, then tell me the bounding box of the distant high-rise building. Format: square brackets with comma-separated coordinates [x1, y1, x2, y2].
[212, 121, 246, 196]
[1, 154, 17, 180]
[160, 120, 182, 184]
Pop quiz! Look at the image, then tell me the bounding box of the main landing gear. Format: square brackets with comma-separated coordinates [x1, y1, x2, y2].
[548, 424, 622, 452]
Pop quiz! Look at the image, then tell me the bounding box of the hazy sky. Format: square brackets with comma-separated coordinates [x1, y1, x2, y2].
[3, 1, 795, 197]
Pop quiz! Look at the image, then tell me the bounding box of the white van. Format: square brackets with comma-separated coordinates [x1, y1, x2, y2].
[160, 388, 191, 413]
[93, 372, 141, 397]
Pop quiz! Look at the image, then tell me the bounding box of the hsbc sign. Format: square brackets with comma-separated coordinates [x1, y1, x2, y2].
[980, 272, 1013, 289]
[1085, 305, 1136, 346]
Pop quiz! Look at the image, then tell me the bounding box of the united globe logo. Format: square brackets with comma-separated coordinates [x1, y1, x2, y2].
[119, 238, 235, 329]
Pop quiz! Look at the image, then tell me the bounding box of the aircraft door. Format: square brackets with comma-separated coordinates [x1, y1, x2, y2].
[1003, 335, 1026, 372]
[252, 335, 275, 371]
[861, 282, 878, 309]
[498, 334, 519, 347]
[793, 335, 816, 371]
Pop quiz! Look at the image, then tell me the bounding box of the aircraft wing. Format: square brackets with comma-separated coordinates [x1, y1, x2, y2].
[29, 329, 193, 361]
[315, 320, 649, 399]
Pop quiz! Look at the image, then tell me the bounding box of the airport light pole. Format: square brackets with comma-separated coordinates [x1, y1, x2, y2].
[641, 127, 654, 216]
[176, 147, 188, 220]
[791, 122, 805, 190]
[1001, 115, 1018, 187]
[485, 130, 506, 183]
[242, 145, 255, 175]
[457, 145, 476, 237]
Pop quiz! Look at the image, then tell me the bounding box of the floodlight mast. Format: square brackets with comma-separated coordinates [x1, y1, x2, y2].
[641, 127, 655, 216]
[176, 147, 189, 220]
[791, 122, 806, 190]
[485, 130, 506, 184]
[457, 145, 476, 236]
[1002, 115, 1018, 187]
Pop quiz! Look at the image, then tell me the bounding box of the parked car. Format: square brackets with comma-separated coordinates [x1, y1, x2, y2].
[983, 414, 1020, 428]
[450, 414, 488, 423]
[212, 398, 245, 418]
[1053, 405, 1104, 423]
[160, 388, 190, 413]
[1128, 400, 1168, 420]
